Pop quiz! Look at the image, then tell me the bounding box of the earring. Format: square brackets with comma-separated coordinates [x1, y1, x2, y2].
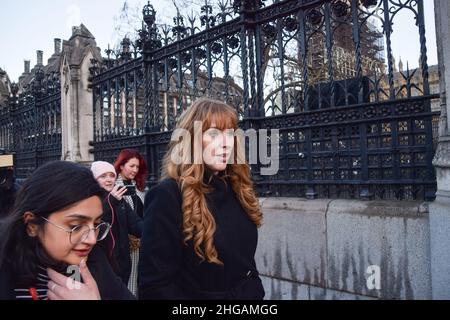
[27, 228, 37, 237]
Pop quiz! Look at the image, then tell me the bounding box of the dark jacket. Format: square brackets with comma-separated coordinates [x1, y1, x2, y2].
[0, 245, 135, 300]
[100, 192, 143, 284]
[138, 174, 265, 300]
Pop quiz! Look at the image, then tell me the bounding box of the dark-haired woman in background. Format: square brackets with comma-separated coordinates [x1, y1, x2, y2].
[114, 149, 148, 297]
[0, 161, 134, 300]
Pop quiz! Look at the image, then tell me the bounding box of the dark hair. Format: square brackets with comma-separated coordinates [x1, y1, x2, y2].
[0, 161, 104, 285]
[113, 149, 148, 191]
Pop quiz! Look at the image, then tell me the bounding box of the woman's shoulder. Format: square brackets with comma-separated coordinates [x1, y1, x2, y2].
[145, 179, 181, 204]
[148, 179, 181, 196]
[157, 178, 179, 190]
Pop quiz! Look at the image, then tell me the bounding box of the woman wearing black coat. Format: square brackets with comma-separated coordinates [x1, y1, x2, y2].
[0, 161, 134, 300]
[91, 161, 143, 286]
[138, 98, 265, 300]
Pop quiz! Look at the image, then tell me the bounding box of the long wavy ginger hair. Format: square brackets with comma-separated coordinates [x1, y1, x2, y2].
[162, 98, 262, 265]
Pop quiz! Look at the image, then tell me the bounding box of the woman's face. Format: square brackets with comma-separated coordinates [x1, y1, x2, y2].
[120, 158, 140, 181]
[96, 172, 116, 192]
[36, 196, 103, 266]
[202, 122, 235, 173]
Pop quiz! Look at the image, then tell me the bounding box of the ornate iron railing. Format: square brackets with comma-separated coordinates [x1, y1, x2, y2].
[0, 70, 62, 179]
[89, 0, 438, 200]
[1, 0, 437, 200]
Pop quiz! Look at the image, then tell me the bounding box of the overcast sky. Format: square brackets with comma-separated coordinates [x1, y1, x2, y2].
[0, 0, 438, 82]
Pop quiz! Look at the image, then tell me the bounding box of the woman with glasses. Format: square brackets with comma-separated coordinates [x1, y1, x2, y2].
[0, 161, 135, 300]
[90, 161, 143, 287]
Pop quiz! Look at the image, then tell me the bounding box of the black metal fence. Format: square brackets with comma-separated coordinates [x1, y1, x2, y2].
[0, 70, 61, 179]
[89, 0, 438, 200]
[0, 0, 439, 200]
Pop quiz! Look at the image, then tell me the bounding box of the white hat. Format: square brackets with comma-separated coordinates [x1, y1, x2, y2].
[90, 161, 117, 179]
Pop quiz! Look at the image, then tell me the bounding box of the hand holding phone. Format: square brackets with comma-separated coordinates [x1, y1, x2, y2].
[110, 185, 127, 201]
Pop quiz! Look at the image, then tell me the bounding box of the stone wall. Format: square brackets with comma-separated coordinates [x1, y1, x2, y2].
[430, 0, 450, 300]
[256, 198, 431, 300]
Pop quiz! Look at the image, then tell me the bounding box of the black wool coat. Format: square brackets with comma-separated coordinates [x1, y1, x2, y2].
[138, 174, 265, 300]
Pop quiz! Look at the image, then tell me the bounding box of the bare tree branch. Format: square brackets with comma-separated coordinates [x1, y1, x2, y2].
[263, 81, 303, 107]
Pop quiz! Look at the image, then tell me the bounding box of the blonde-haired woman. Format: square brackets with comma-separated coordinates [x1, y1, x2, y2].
[138, 98, 264, 299]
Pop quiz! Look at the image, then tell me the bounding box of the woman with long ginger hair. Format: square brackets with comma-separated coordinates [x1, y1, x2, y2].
[138, 98, 265, 299]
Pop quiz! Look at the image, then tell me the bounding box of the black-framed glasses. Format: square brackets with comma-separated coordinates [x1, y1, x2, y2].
[41, 217, 111, 245]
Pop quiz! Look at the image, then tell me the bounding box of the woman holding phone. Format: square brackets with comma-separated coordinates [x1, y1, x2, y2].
[0, 161, 134, 300]
[90, 161, 142, 287]
[114, 149, 148, 297]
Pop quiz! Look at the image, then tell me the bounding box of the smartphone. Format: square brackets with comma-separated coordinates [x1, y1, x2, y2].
[123, 185, 136, 196]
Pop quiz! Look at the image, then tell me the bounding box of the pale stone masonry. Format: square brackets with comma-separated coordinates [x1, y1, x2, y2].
[256, 198, 430, 299]
[429, 0, 450, 300]
[60, 25, 102, 165]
